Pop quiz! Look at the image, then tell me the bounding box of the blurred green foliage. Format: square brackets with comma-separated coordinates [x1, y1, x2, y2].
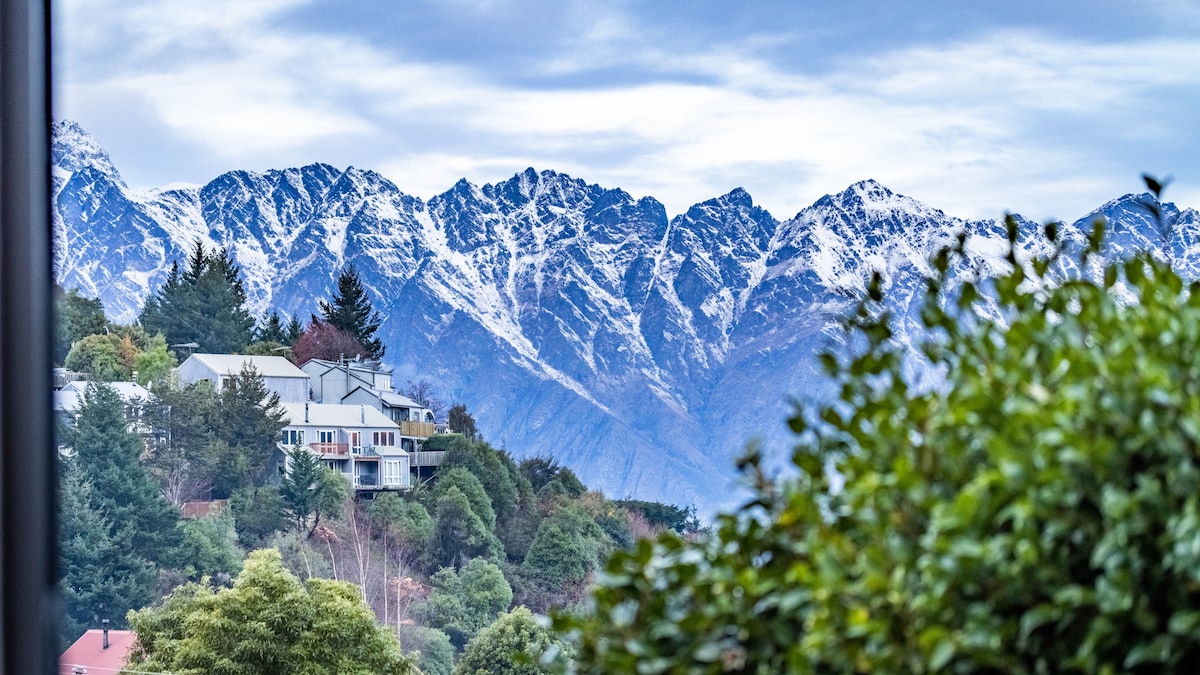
[556, 189, 1200, 673]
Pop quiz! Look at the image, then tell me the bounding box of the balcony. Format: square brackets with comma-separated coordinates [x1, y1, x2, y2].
[411, 451, 445, 468]
[399, 421, 437, 438]
[352, 445, 379, 459]
[309, 442, 349, 457]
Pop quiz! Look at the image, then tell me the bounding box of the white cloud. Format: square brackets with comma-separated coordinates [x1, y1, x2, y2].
[56, 0, 1200, 221]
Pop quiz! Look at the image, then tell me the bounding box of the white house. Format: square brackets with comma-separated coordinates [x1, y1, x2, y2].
[177, 354, 309, 403]
[278, 402, 411, 490]
[54, 380, 151, 431]
[302, 357, 438, 440]
[302, 358, 392, 404]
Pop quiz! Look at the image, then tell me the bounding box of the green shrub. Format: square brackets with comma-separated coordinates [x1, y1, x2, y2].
[556, 194, 1200, 673]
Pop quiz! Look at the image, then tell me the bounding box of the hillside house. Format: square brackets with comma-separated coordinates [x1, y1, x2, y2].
[302, 357, 391, 403]
[54, 380, 151, 431]
[279, 402, 411, 490]
[301, 357, 437, 431]
[178, 354, 309, 402]
[300, 355, 443, 460]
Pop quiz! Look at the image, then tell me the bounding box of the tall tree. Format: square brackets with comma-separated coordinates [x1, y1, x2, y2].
[66, 383, 181, 565]
[285, 315, 304, 345]
[203, 364, 289, 497]
[292, 318, 369, 365]
[64, 333, 134, 381]
[405, 379, 446, 421]
[59, 460, 158, 643]
[280, 446, 350, 537]
[455, 607, 570, 675]
[421, 557, 513, 650]
[255, 310, 289, 345]
[140, 241, 255, 355]
[447, 403, 478, 440]
[142, 379, 219, 505]
[319, 264, 385, 360]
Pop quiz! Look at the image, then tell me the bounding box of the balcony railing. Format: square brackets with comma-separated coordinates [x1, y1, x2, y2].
[309, 442, 349, 457]
[399, 421, 437, 438]
[411, 451, 445, 468]
[352, 445, 379, 458]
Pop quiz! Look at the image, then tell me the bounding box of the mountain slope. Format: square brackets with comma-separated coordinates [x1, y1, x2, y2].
[53, 122, 1200, 511]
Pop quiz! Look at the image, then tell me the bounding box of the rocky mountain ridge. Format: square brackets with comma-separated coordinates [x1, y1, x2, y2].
[53, 120, 1200, 511]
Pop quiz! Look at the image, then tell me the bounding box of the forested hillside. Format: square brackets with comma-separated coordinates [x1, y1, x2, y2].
[56, 246, 698, 674]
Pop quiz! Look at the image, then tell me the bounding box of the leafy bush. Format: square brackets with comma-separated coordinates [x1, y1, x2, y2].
[556, 192, 1200, 673]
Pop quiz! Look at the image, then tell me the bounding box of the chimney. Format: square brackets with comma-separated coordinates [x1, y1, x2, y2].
[361, 405, 365, 424]
[102, 618, 110, 650]
[304, 402, 309, 423]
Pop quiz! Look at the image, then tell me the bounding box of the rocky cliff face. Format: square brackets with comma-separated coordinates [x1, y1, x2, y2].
[53, 121, 1199, 512]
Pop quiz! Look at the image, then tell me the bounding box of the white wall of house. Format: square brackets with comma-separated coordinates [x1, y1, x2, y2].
[277, 402, 411, 490]
[178, 354, 309, 402]
[301, 359, 393, 405]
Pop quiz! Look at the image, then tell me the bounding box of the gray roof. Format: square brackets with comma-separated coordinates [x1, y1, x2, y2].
[381, 391, 425, 409]
[54, 381, 151, 413]
[60, 380, 151, 399]
[281, 402, 396, 428]
[185, 354, 307, 379]
[53, 390, 80, 413]
[301, 358, 391, 376]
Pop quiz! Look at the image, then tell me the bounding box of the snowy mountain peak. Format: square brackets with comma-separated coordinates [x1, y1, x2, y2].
[52, 119, 124, 186]
[51, 120, 1200, 513]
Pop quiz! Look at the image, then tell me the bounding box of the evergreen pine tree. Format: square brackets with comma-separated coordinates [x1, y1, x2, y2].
[140, 242, 254, 356]
[66, 383, 182, 565]
[285, 315, 303, 345]
[319, 264, 385, 360]
[204, 364, 289, 497]
[255, 310, 289, 344]
[59, 460, 159, 643]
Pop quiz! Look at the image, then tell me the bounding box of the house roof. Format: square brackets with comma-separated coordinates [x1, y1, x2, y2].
[281, 402, 396, 428]
[59, 629, 136, 675]
[60, 380, 151, 398]
[53, 390, 80, 413]
[381, 391, 425, 409]
[184, 354, 307, 379]
[54, 382, 151, 413]
[301, 357, 391, 376]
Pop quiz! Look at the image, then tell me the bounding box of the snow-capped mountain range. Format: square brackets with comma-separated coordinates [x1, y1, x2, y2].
[52, 120, 1200, 512]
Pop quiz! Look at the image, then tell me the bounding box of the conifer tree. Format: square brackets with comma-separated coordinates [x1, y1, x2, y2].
[59, 460, 158, 643]
[255, 310, 289, 345]
[285, 315, 304, 345]
[319, 264, 385, 360]
[67, 383, 181, 565]
[140, 241, 254, 355]
[203, 364, 289, 497]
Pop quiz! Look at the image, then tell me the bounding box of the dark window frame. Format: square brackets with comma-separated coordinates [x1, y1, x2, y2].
[1, 1, 57, 672]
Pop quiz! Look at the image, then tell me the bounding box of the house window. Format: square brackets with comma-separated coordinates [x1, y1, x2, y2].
[318, 429, 335, 444]
[373, 431, 395, 446]
[349, 431, 361, 448]
[382, 460, 404, 486]
[282, 429, 304, 446]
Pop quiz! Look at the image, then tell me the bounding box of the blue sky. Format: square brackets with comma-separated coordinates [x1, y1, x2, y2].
[54, 0, 1200, 221]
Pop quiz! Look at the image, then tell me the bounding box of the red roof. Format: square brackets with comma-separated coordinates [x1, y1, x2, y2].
[59, 629, 136, 675]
